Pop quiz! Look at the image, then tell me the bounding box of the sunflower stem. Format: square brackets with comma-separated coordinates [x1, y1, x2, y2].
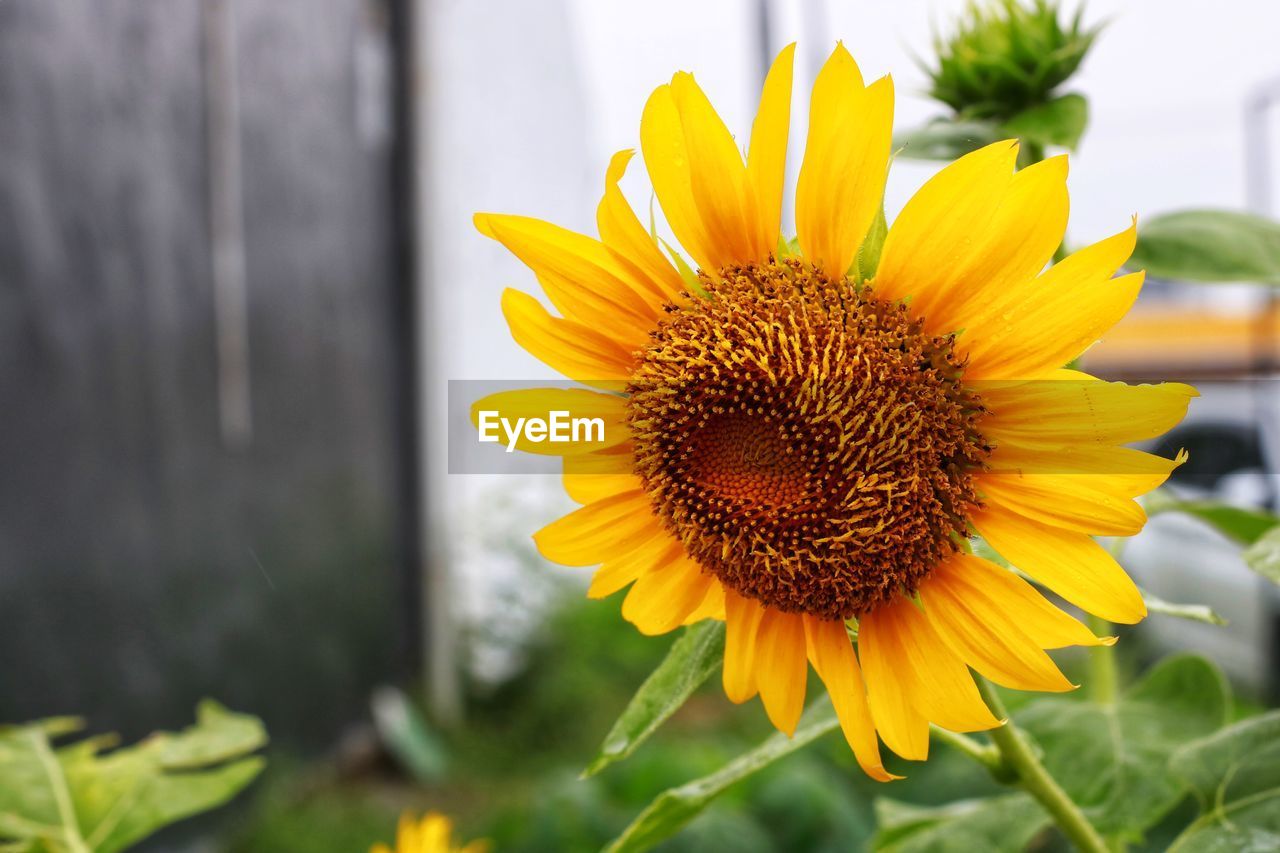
[975, 677, 1109, 853]
[929, 725, 1001, 772]
[1086, 613, 1119, 705]
[1087, 538, 1127, 706]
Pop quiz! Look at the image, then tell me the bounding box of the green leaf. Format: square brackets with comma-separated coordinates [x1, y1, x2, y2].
[893, 119, 1004, 161]
[0, 701, 267, 853]
[583, 621, 725, 778]
[872, 794, 1048, 853]
[1016, 654, 1231, 837]
[1168, 711, 1280, 851]
[855, 206, 889, 283]
[1140, 588, 1227, 626]
[1146, 493, 1279, 545]
[603, 698, 839, 852]
[1131, 210, 1280, 284]
[999, 93, 1088, 150]
[1242, 525, 1280, 586]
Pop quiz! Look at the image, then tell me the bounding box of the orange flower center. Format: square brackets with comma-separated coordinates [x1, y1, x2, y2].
[626, 258, 989, 619]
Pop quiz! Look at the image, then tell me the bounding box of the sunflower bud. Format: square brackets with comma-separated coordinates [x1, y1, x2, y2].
[926, 0, 1099, 121]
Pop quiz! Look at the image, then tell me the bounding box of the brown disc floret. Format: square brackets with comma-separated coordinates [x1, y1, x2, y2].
[626, 258, 989, 620]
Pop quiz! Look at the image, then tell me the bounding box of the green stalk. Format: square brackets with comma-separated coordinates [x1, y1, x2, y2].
[1087, 613, 1119, 705]
[930, 724, 1002, 773]
[976, 678, 1109, 853]
[1087, 538, 1128, 706]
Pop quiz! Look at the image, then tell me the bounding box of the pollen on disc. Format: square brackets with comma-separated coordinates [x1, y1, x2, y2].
[626, 257, 989, 620]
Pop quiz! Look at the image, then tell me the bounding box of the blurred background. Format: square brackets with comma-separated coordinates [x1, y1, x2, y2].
[3, 0, 1279, 850]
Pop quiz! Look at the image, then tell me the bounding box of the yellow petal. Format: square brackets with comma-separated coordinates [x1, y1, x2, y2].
[872, 596, 1003, 734]
[562, 446, 640, 518]
[977, 471, 1148, 536]
[419, 813, 452, 850]
[470, 388, 629, 456]
[500, 289, 635, 387]
[622, 554, 715, 636]
[796, 45, 894, 278]
[534, 490, 663, 567]
[943, 552, 1114, 651]
[747, 44, 796, 248]
[986, 443, 1186, 498]
[588, 535, 683, 599]
[754, 608, 809, 735]
[477, 213, 658, 346]
[978, 373, 1198, 449]
[936, 155, 1071, 341]
[670, 72, 771, 267]
[723, 589, 766, 703]
[964, 221, 1145, 380]
[597, 149, 686, 301]
[921, 555, 1076, 692]
[803, 614, 898, 781]
[641, 76, 770, 273]
[683, 579, 727, 624]
[874, 141, 1018, 323]
[858, 603, 931, 761]
[641, 85, 718, 272]
[972, 501, 1147, 624]
[396, 812, 421, 851]
[563, 470, 642, 505]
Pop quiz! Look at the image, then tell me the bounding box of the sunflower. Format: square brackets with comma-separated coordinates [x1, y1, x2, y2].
[473, 43, 1194, 781]
[371, 812, 487, 853]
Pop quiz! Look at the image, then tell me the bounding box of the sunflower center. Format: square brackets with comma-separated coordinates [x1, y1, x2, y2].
[626, 258, 989, 620]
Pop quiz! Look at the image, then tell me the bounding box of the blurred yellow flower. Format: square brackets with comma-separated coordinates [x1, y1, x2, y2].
[370, 812, 488, 853]
[474, 42, 1194, 781]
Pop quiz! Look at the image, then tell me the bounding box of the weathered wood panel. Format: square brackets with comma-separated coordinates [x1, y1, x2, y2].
[0, 0, 409, 749]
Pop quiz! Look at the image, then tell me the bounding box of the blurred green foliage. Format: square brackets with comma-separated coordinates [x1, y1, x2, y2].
[0, 702, 265, 853]
[223, 581, 1130, 853]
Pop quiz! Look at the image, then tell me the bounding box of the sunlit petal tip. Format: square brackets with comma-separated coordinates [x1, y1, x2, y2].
[826, 40, 859, 70]
[605, 148, 636, 176]
[473, 211, 496, 237]
[748, 43, 796, 248]
[1037, 152, 1069, 178]
[755, 610, 809, 735]
[796, 54, 893, 277]
[669, 70, 701, 97]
